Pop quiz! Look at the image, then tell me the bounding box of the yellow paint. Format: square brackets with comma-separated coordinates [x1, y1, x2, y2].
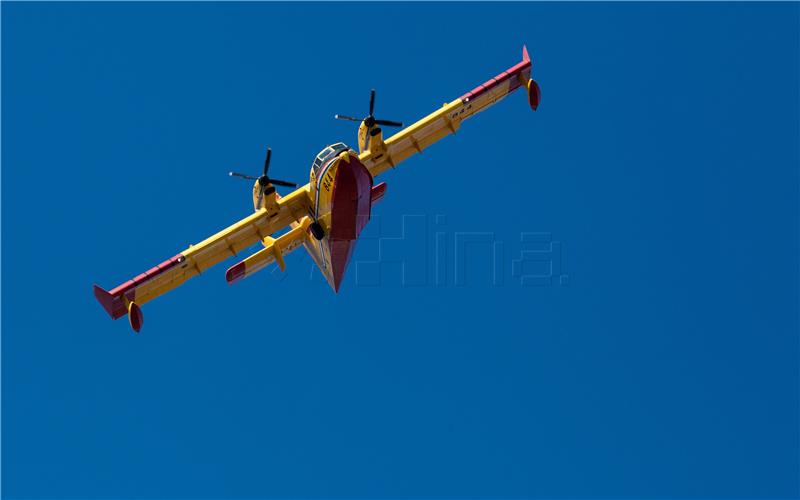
[357, 121, 369, 153]
[303, 151, 356, 287]
[106, 48, 535, 317]
[234, 218, 310, 279]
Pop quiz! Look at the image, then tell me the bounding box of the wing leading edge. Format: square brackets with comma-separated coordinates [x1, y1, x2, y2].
[360, 45, 539, 178]
[93, 188, 308, 331]
[94, 45, 539, 332]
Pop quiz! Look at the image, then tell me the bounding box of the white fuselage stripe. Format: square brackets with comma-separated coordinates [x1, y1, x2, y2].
[313, 158, 337, 270]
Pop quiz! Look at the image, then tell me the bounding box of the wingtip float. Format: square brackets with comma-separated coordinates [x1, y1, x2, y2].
[94, 46, 540, 332]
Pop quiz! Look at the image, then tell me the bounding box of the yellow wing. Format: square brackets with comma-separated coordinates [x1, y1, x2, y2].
[93, 187, 309, 331]
[95, 46, 540, 332]
[360, 45, 540, 178]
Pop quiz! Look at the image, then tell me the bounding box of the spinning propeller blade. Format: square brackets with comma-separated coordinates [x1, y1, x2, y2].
[270, 179, 297, 188]
[229, 172, 258, 180]
[230, 147, 298, 208]
[369, 89, 375, 116]
[374, 119, 403, 127]
[334, 89, 403, 130]
[262, 148, 272, 179]
[334, 114, 362, 122]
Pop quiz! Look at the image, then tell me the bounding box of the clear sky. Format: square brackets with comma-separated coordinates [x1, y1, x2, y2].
[2, 2, 798, 498]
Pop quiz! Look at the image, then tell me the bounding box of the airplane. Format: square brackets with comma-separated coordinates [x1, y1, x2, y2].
[94, 45, 541, 332]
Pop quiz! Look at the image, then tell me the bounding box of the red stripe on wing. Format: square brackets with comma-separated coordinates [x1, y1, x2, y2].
[93, 253, 185, 320]
[459, 59, 532, 102]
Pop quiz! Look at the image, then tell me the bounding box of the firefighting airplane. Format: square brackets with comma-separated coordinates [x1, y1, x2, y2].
[94, 46, 541, 332]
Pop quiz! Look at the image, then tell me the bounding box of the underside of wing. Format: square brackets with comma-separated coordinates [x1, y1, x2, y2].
[93, 188, 309, 331]
[361, 45, 539, 178]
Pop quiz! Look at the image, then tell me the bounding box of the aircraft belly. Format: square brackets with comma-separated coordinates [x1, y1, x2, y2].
[313, 153, 373, 292]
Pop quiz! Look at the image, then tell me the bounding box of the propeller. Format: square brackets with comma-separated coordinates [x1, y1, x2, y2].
[335, 89, 403, 140]
[229, 147, 298, 209]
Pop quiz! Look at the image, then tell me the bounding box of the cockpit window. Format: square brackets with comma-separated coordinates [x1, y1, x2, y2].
[312, 143, 351, 174]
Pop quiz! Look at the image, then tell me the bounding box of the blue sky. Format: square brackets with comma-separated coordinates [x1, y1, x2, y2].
[2, 2, 798, 498]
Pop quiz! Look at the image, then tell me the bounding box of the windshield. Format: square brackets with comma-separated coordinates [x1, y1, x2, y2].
[312, 143, 350, 174]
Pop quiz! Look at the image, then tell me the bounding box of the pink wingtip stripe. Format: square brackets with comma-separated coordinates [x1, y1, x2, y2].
[93, 284, 117, 318]
[458, 45, 533, 103]
[226, 261, 246, 285]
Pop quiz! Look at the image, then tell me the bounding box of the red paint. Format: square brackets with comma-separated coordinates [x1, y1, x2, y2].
[328, 154, 374, 292]
[484, 73, 506, 92]
[464, 85, 485, 100]
[528, 79, 541, 111]
[128, 302, 143, 333]
[107, 254, 184, 297]
[329, 239, 359, 293]
[370, 182, 388, 205]
[459, 48, 533, 102]
[225, 261, 247, 284]
[93, 284, 127, 319]
[94, 253, 185, 324]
